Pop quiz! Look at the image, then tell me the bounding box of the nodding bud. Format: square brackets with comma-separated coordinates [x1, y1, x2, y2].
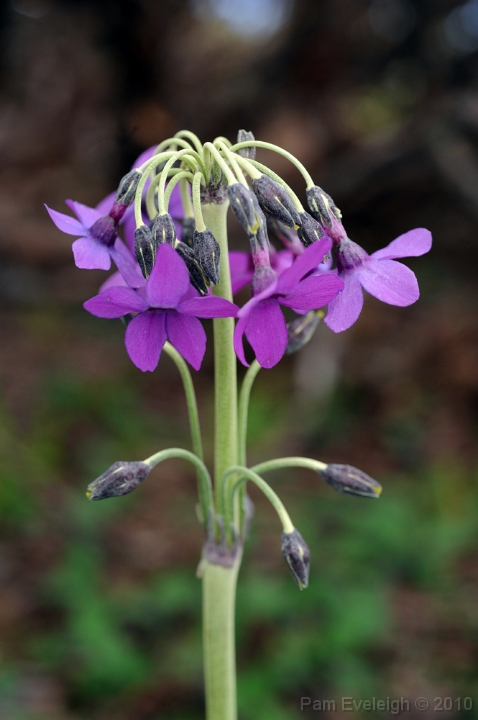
[175, 242, 209, 296]
[134, 225, 156, 278]
[297, 212, 325, 247]
[193, 228, 221, 285]
[86, 461, 150, 501]
[181, 217, 196, 249]
[237, 129, 256, 159]
[227, 183, 268, 250]
[89, 216, 117, 247]
[318, 464, 382, 499]
[116, 170, 142, 206]
[152, 213, 177, 246]
[252, 175, 301, 230]
[285, 311, 323, 355]
[281, 529, 310, 590]
[306, 186, 342, 229]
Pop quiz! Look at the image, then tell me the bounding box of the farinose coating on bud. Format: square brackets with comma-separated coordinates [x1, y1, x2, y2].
[193, 228, 221, 285]
[89, 216, 117, 247]
[285, 310, 323, 355]
[134, 225, 156, 278]
[237, 129, 256, 159]
[175, 242, 209, 296]
[281, 529, 310, 589]
[86, 461, 151, 501]
[181, 217, 196, 248]
[115, 169, 142, 206]
[152, 213, 177, 246]
[306, 186, 342, 228]
[297, 212, 325, 247]
[318, 464, 382, 498]
[252, 175, 301, 230]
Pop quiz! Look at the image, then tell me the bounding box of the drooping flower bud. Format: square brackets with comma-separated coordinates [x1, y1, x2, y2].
[296, 212, 325, 247]
[175, 242, 209, 296]
[252, 175, 301, 230]
[281, 528, 310, 590]
[181, 217, 196, 249]
[317, 464, 382, 498]
[285, 310, 323, 355]
[134, 225, 156, 278]
[237, 129, 256, 159]
[89, 216, 117, 247]
[152, 213, 177, 246]
[306, 186, 342, 227]
[227, 183, 268, 250]
[86, 460, 151, 501]
[116, 169, 142, 206]
[193, 229, 221, 285]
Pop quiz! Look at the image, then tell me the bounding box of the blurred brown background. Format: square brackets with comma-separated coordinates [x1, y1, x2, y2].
[1, 0, 478, 718]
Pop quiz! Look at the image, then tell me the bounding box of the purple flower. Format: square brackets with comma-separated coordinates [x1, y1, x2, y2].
[234, 239, 344, 368]
[84, 243, 238, 372]
[325, 228, 432, 333]
[229, 249, 294, 294]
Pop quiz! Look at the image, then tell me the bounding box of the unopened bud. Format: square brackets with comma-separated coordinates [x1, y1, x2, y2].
[297, 212, 325, 247]
[181, 217, 196, 248]
[152, 213, 177, 246]
[116, 169, 142, 206]
[318, 464, 382, 498]
[193, 229, 221, 285]
[89, 216, 117, 247]
[252, 175, 301, 230]
[134, 225, 156, 278]
[227, 183, 268, 250]
[281, 529, 310, 590]
[237, 129, 256, 159]
[86, 460, 150, 501]
[306, 186, 342, 229]
[285, 311, 323, 355]
[175, 242, 209, 296]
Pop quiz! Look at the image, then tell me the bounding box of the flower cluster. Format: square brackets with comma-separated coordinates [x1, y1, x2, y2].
[46, 131, 431, 371]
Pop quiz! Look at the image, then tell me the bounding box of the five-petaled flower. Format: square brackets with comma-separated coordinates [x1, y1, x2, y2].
[234, 238, 344, 368]
[84, 243, 238, 372]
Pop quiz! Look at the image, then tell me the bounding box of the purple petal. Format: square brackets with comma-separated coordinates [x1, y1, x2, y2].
[178, 295, 238, 318]
[325, 273, 364, 333]
[168, 183, 184, 220]
[372, 228, 432, 260]
[65, 199, 101, 228]
[133, 145, 156, 168]
[72, 237, 111, 270]
[146, 243, 190, 308]
[276, 238, 332, 295]
[84, 286, 148, 318]
[356, 258, 419, 306]
[229, 251, 254, 294]
[45, 204, 85, 235]
[234, 314, 251, 367]
[95, 191, 116, 216]
[280, 273, 344, 313]
[122, 208, 137, 253]
[270, 249, 294, 276]
[125, 311, 167, 372]
[166, 311, 206, 371]
[245, 299, 288, 369]
[100, 271, 127, 292]
[110, 239, 145, 289]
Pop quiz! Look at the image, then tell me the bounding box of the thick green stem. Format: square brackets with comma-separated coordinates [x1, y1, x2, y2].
[202, 555, 241, 720]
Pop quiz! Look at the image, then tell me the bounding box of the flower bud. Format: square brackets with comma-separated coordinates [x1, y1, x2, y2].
[281, 529, 310, 590]
[237, 129, 256, 159]
[306, 185, 342, 228]
[152, 213, 177, 246]
[116, 169, 142, 206]
[193, 228, 221, 285]
[86, 461, 151, 501]
[227, 183, 268, 250]
[318, 464, 382, 498]
[89, 216, 117, 247]
[175, 242, 209, 296]
[134, 225, 156, 278]
[296, 212, 325, 247]
[181, 217, 196, 248]
[285, 310, 323, 355]
[252, 175, 301, 230]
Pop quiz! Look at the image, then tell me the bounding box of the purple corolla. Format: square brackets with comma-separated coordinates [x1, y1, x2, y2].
[84, 243, 238, 372]
[234, 239, 344, 368]
[325, 228, 432, 333]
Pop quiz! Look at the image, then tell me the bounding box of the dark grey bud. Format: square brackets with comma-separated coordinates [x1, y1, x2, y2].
[181, 217, 196, 248]
[228, 183, 257, 232]
[116, 169, 142, 206]
[318, 464, 382, 499]
[175, 242, 209, 296]
[134, 225, 156, 279]
[237, 129, 256, 159]
[285, 310, 323, 355]
[252, 175, 301, 230]
[306, 186, 342, 228]
[89, 216, 117, 247]
[281, 529, 310, 590]
[86, 461, 150, 501]
[296, 212, 325, 247]
[152, 213, 177, 246]
[193, 228, 221, 285]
